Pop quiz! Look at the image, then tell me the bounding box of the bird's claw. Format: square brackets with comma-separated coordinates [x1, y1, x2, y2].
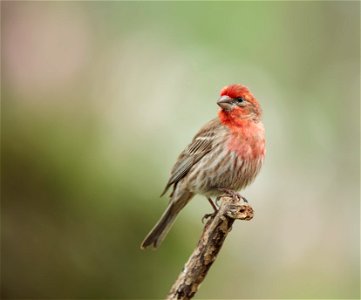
[202, 212, 217, 223]
[215, 196, 221, 207]
[242, 196, 248, 203]
[218, 188, 249, 203]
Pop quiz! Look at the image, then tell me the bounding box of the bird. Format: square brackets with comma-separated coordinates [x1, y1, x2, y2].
[141, 83, 265, 249]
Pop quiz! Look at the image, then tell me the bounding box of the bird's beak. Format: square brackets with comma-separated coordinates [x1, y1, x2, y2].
[217, 95, 233, 111]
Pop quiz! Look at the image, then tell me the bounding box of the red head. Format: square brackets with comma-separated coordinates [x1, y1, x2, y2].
[217, 84, 262, 124]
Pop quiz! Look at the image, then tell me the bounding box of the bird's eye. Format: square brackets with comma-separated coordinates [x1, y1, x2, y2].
[235, 97, 245, 103]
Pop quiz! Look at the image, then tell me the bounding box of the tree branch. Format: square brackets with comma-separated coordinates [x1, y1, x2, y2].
[166, 195, 254, 300]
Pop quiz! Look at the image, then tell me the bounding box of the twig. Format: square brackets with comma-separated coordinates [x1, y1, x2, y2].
[166, 195, 254, 300]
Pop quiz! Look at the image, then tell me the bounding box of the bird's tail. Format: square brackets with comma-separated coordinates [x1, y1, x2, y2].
[141, 192, 193, 249]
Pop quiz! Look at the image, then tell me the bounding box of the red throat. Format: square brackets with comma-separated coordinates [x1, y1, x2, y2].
[218, 109, 244, 128]
[218, 110, 266, 160]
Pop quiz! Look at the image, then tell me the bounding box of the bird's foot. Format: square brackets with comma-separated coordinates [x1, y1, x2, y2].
[215, 196, 221, 207]
[202, 211, 217, 223]
[207, 197, 218, 211]
[218, 188, 249, 203]
[202, 197, 218, 223]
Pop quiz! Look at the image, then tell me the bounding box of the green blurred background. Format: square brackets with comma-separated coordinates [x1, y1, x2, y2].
[1, 1, 360, 299]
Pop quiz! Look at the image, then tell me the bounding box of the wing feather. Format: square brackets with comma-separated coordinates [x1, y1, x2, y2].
[161, 118, 221, 196]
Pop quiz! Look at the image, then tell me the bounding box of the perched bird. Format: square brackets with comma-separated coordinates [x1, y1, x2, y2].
[141, 84, 265, 249]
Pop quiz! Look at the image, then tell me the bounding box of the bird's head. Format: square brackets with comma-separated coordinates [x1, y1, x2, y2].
[217, 84, 262, 123]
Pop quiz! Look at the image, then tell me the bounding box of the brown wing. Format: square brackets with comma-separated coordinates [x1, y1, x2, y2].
[160, 118, 221, 196]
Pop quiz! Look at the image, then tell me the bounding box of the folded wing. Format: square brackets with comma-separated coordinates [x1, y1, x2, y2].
[161, 118, 221, 196]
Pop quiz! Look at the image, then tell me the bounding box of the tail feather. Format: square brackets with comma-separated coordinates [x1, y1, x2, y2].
[141, 205, 178, 249]
[141, 192, 193, 249]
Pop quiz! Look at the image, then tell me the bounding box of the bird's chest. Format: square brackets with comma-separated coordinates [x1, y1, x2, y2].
[227, 122, 266, 161]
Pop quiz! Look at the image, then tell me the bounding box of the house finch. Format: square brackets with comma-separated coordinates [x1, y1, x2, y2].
[141, 84, 265, 249]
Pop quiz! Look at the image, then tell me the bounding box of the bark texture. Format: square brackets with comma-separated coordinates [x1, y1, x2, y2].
[166, 195, 254, 300]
